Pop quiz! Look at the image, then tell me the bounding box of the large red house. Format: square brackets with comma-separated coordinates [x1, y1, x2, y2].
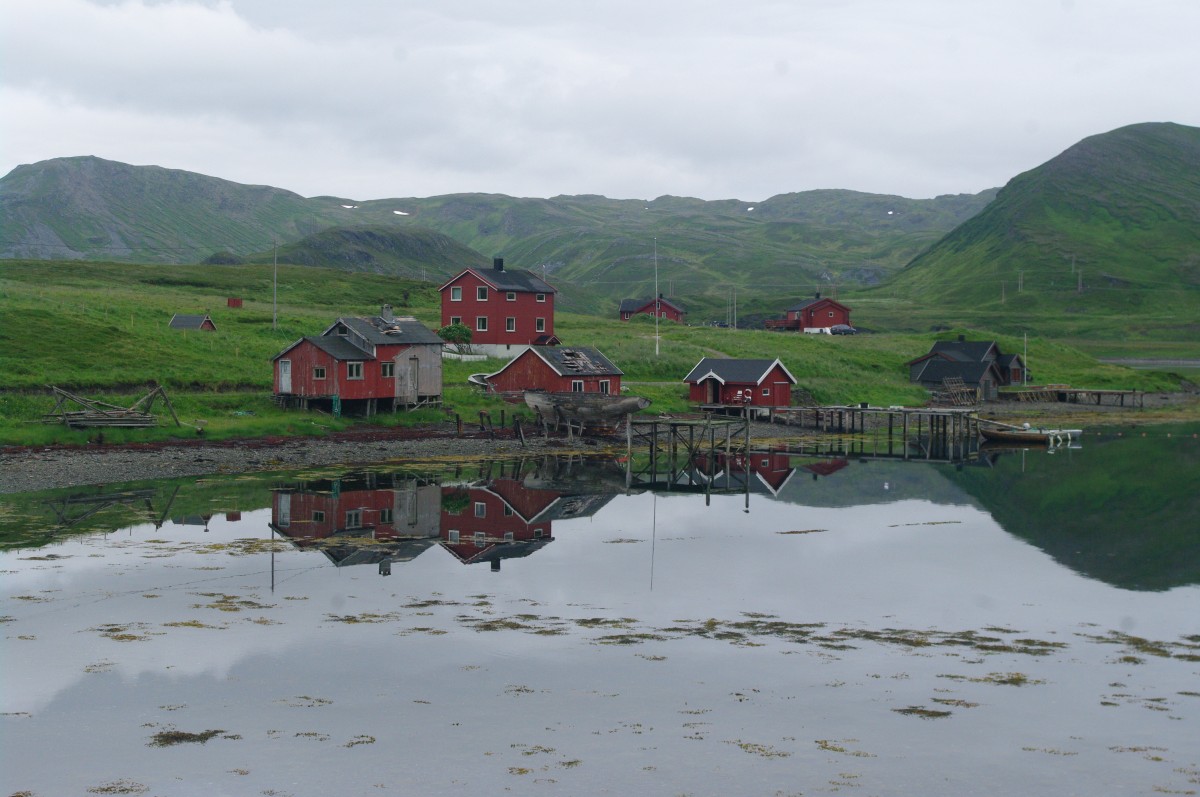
[765, 293, 852, 332]
[439, 258, 558, 357]
[619, 295, 686, 323]
[483, 346, 623, 395]
[683, 357, 797, 415]
[271, 305, 443, 415]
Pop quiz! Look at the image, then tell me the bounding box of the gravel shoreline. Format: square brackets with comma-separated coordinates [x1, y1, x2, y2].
[3, 395, 1195, 494]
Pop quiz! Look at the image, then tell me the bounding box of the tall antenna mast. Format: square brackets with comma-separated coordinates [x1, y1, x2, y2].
[654, 238, 659, 356]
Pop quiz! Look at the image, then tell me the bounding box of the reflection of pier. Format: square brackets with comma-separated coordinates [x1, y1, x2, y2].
[770, 405, 981, 447]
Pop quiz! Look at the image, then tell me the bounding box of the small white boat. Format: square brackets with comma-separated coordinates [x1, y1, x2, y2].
[979, 422, 1081, 446]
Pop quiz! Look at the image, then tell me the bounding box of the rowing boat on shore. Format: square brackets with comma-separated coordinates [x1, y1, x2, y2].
[523, 390, 650, 421]
[979, 422, 1081, 445]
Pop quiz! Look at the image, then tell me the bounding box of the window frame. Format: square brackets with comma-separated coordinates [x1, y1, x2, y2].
[347, 361, 364, 380]
[381, 361, 395, 378]
[505, 316, 516, 332]
[449, 286, 462, 302]
[312, 366, 326, 380]
[476, 316, 488, 332]
[506, 291, 517, 302]
[476, 286, 488, 302]
[535, 293, 546, 303]
[571, 380, 584, 392]
[535, 317, 546, 333]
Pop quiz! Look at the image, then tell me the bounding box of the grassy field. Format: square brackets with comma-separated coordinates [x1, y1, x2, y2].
[1, 260, 1192, 446]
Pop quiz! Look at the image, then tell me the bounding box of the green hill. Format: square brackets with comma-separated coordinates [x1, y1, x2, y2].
[872, 122, 1200, 343]
[0, 155, 995, 320]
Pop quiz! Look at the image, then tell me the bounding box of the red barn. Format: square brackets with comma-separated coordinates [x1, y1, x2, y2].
[683, 357, 796, 416]
[483, 346, 623, 395]
[765, 293, 852, 332]
[271, 305, 442, 415]
[439, 258, 558, 357]
[169, 313, 216, 331]
[619, 295, 686, 323]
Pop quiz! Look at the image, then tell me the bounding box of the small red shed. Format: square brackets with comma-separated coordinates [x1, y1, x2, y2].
[619, 295, 686, 323]
[483, 346, 623, 395]
[169, 313, 216, 331]
[683, 357, 797, 413]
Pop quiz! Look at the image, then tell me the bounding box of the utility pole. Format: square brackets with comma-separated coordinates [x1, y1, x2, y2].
[1018, 270, 1023, 293]
[273, 241, 278, 331]
[653, 238, 659, 356]
[1077, 269, 1083, 294]
[1001, 281, 1006, 304]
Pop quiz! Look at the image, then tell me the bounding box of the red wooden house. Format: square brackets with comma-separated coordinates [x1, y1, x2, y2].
[619, 295, 686, 323]
[691, 449, 797, 496]
[438, 258, 558, 357]
[483, 346, 623, 395]
[683, 357, 797, 416]
[765, 293, 851, 332]
[271, 305, 442, 415]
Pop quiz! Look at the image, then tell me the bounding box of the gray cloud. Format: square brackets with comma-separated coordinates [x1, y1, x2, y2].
[3, 0, 1198, 200]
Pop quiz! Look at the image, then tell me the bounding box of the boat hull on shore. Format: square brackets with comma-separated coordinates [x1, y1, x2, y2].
[524, 390, 650, 422]
[979, 425, 1081, 445]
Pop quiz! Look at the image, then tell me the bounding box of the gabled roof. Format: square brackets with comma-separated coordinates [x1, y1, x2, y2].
[912, 358, 1003, 385]
[323, 314, 442, 346]
[927, 340, 1001, 362]
[169, 313, 215, 330]
[682, 357, 797, 386]
[438, 266, 555, 294]
[489, 346, 622, 381]
[619, 296, 686, 314]
[996, 353, 1024, 368]
[786, 296, 850, 313]
[272, 334, 372, 362]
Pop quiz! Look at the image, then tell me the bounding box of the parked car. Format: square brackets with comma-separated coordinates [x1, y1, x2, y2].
[830, 324, 857, 335]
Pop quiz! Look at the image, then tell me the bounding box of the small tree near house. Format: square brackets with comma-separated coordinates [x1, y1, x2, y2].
[438, 322, 473, 354]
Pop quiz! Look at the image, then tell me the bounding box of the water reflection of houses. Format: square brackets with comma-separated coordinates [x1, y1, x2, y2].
[440, 474, 615, 571]
[269, 459, 620, 573]
[270, 473, 442, 571]
[688, 449, 800, 497]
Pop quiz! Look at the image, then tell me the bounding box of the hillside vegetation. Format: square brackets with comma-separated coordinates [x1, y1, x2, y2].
[870, 122, 1200, 348]
[0, 259, 1186, 446]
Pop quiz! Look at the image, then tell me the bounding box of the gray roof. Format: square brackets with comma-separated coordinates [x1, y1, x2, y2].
[168, 313, 214, 330]
[443, 266, 555, 294]
[683, 357, 796, 385]
[304, 335, 371, 360]
[620, 297, 685, 313]
[912, 359, 1001, 385]
[330, 315, 442, 346]
[532, 346, 623, 377]
[786, 296, 847, 312]
[927, 340, 1001, 362]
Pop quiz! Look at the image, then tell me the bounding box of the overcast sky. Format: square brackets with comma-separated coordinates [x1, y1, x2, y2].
[3, 0, 1198, 202]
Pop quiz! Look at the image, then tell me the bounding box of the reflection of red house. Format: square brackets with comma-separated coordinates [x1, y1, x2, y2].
[619, 295, 685, 323]
[483, 346, 623, 395]
[439, 480, 559, 570]
[438, 258, 558, 357]
[692, 449, 797, 496]
[799, 458, 849, 479]
[269, 474, 441, 568]
[683, 358, 796, 413]
[765, 294, 851, 332]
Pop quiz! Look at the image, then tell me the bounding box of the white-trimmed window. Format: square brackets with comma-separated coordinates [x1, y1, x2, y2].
[762, 387, 770, 396]
[345, 509, 362, 529]
[347, 362, 364, 380]
[312, 510, 325, 523]
[504, 532, 514, 542]
[379, 508, 392, 524]
[450, 316, 462, 326]
[535, 317, 545, 333]
[571, 380, 584, 392]
[474, 501, 486, 517]
[477, 286, 488, 301]
[829, 311, 835, 317]
[506, 291, 516, 301]
[505, 317, 516, 332]
[450, 286, 462, 302]
[536, 293, 546, 302]
[381, 361, 394, 378]
[313, 366, 326, 380]
[448, 529, 460, 543]
[534, 528, 544, 538]
[474, 531, 486, 547]
[476, 316, 488, 332]
[599, 380, 610, 394]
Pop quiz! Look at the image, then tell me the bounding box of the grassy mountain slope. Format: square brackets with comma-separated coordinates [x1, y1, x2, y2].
[871, 123, 1200, 343]
[0, 156, 995, 320]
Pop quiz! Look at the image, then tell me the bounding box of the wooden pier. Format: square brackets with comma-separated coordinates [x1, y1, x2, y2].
[998, 387, 1143, 407]
[770, 404, 981, 443]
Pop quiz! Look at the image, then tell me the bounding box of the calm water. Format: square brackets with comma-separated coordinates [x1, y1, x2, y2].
[3, 429, 1198, 796]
